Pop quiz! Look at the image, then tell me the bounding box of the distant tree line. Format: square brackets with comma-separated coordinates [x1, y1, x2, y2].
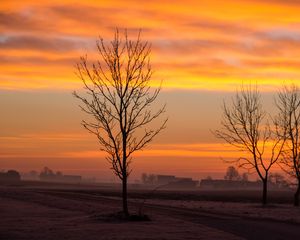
[0, 170, 21, 182]
[224, 166, 248, 181]
[223, 166, 289, 187]
[39, 167, 63, 181]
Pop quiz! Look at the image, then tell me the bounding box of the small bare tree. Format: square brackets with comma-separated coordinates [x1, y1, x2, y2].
[74, 29, 167, 216]
[215, 85, 286, 205]
[224, 166, 240, 181]
[276, 84, 300, 206]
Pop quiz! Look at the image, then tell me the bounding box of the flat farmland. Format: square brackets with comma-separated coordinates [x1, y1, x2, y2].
[0, 182, 299, 240]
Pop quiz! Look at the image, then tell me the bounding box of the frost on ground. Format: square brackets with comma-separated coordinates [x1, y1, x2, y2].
[0, 188, 243, 240]
[138, 199, 300, 224]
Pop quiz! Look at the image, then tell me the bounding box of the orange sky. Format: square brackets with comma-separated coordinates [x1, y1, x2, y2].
[1, 0, 300, 180]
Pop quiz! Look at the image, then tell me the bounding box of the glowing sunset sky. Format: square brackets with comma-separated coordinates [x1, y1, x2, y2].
[1, 0, 300, 180]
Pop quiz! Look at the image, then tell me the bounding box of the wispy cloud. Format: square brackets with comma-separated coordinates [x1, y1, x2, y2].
[0, 35, 85, 52]
[1, 0, 300, 91]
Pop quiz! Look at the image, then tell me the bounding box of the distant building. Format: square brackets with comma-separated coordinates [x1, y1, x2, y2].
[0, 170, 21, 183]
[156, 175, 176, 185]
[155, 175, 198, 189]
[39, 167, 82, 184]
[199, 179, 283, 190]
[167, 177, 199, 189]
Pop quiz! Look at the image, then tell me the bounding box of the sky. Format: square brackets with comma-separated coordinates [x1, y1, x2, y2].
[1, 0, 300, 181]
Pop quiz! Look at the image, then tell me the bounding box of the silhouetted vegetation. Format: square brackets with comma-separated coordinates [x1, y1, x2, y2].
[224, 166, 249, 181]
[276, 84, 300, 206]
[74, 29, 167, 217]
[215, 85, 287, 205]
[0, 170, 21, 183]
[224, 166, 240, 181]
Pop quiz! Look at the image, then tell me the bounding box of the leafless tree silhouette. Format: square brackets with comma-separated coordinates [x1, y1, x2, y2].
[276, 84, 300, 206]
[224, 166, 240, 180]
[73, 29, 167, 216]
[215, 85, 286, 205]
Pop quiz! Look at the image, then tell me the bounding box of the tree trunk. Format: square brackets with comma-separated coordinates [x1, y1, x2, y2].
[262, 178, 268, 206]
[122, 176, 129, 216]
[294, 179, 300, 207]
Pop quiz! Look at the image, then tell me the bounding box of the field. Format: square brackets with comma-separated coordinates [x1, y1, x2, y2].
[0, 181, 300, 240]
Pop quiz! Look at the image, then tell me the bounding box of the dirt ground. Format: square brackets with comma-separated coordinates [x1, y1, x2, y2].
[0, 186, 242, 240]
[136, 199, 300, 224]
[0, 183, 299, 240]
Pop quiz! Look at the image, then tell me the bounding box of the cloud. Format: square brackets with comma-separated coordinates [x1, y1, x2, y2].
[260, 28, 300, 42]
[1, 0, 300, 92]
[0, 12, 44, 31]
[50, 5, 118, 24]
[251, 0, 300, 6]
[0, 55, 77, 66]
[187, 19, 255, 36]
[242, 59, 300, 69]
[0, 35, 90, 52]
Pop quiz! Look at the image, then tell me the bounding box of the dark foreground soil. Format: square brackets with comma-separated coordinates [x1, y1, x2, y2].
[0, 183, 299, 240]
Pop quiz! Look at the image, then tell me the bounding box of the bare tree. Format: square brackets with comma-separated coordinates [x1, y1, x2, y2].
[215, 85, 286, 205]
[224, 166, 240, 180]
[241, 172, 249, 182]
[276, 84, 300, 206]
[73, 29, 167, 216]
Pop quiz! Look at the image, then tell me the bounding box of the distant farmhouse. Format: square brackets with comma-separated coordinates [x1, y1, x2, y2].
[199, 179, 289, 190]
[39, 167, 82, 184]
[141, 171, 290, 190]
[0, 170, 21, 183]
[142, 174, 199, 189]
[166, 177, 199, 189]
[156, 175, 176, 185]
